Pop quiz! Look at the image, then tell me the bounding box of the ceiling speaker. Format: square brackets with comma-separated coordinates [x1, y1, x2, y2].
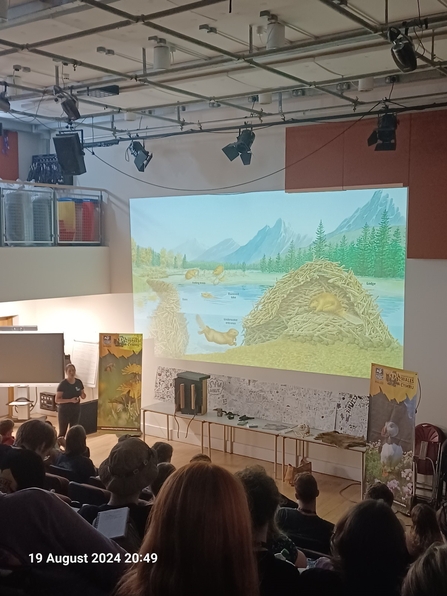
[53, 134, 86, 176]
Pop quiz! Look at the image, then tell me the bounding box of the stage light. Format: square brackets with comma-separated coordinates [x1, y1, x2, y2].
[129, 141, 153, 172]
[0, 91, 11, 112]
[389, 26, 417, 73]
[222, 128, 255, 165]
[367, 111, 398, 151]
[54, 85, 81, 121]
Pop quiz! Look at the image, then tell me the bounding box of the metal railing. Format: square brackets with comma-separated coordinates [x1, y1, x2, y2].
[0, 182, 103, 247]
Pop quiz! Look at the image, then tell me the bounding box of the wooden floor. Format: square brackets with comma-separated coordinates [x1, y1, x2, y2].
[85, 427, 361, 526]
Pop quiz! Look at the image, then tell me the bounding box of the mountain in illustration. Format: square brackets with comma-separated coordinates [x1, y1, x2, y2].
[327, 190, 405, 239]
[173, 238, 209, 261]
[197, 238, 240, 262]
[223, 218, 310, 264]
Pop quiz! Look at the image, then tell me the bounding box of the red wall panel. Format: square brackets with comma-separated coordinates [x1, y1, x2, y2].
[285, 110, 447, 259]
[0, 131, 19, 181]
[285, 121, 345, 190]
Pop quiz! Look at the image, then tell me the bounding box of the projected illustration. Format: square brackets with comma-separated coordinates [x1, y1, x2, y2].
[131, 188, 407, 378]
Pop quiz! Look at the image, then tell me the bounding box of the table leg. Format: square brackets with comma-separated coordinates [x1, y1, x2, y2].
[360, 451, 365, 499]
[230, 427, 234, 454]
[208, 422, 211, 455]
[200, 422, 204, 454]
[295, 438, 298, 467]
[223, 426, 227, 454]
[143, 410, 146, 443]
[166, 415, 169, 441]
[282, 436, 286, 481]
[274, 435, 278, 479]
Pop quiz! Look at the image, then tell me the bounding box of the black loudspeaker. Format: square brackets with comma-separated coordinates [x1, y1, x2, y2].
[53, 134, 86, 176]
[79, 399, 98, 435]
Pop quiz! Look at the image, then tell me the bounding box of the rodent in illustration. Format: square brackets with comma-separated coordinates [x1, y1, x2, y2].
[196, 315, 238, 346]
[309, 292, 362, 325]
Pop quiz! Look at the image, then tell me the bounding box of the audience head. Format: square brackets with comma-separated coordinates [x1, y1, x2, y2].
[152, 441, 173, 464]
[15, 419, 56, 458]
[402, 543, 447, 596]
[365, 481, 394, 507]
[409, 504, 443, 558]
[190, 453, 211, 463]
[99, 438, 157, 500]
[1, 448, 45, 491]
[65, 425, 87, 457]
[437, 502, 447, 542]
[235, 465, 280, 535]
[0, 418, 14, 438]
[294, 472, 319, 506]
[117, 462, 258, 596]
[151, 463, 176, 497]
[332, 499, 408, 596]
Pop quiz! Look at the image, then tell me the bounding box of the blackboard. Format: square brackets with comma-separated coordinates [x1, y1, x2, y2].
[0, 333, 64, 383]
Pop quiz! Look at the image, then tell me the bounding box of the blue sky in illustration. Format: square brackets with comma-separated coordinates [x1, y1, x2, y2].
[130, 188, 408, 251]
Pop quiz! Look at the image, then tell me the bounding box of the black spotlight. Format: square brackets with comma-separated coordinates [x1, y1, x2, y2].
[54, 85, 81, 121]
[129, 141, 153, 172]
[389, 26, 417, 73]
[222, 128, 255, 165]
[367, 111, 398, 151]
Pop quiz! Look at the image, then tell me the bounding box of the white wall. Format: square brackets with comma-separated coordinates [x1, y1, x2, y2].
[0, 247, 111, 302]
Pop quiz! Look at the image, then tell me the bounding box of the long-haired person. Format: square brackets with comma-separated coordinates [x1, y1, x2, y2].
[331, 499, 408, 596]
[402, 543, 447, 596]
[116, 462, 259, 596]
[407, 503, 443, 560]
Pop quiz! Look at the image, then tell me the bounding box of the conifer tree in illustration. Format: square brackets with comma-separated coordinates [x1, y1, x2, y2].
[286, 240, 295, 272]
[275, 253, 282, 273]
[375, 210, 391, 277]
[260, 254, 267, 273]
[313, 220, 327, 259]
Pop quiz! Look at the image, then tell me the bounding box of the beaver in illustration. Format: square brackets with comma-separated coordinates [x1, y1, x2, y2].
[309, 292, 362, 325]
[196, 315, 238, 346]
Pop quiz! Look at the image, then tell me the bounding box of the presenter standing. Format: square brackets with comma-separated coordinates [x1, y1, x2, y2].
[56, 364, 86, 438]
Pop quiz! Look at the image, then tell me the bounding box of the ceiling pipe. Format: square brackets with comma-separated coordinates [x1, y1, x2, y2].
[5, 56, 447, 125]
[77, 99, 447, 148]
[79, 0, 361, 106]
[0, 0, 228, 58]
[318, 0, 447, 77]
[26, 46, 269, 117]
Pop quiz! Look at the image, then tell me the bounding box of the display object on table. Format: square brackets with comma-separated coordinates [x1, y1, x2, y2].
[366, 363, 418, 513]
[314, 431, 366, 449]
[39, 392, 56, 412]
[284, 458, 312, 485]
[174, 371, 210, 415]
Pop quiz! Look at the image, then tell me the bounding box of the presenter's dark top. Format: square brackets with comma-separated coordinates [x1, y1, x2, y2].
[57, 378, 84, 401]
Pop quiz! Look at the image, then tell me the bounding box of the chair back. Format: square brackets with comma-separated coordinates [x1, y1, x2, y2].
[68, 481, 110, 506]
[48, 465, 77, 482]
[44, 473, 70, 496]
[86, 476, 106, 489]
[415, 424, 446, 475]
